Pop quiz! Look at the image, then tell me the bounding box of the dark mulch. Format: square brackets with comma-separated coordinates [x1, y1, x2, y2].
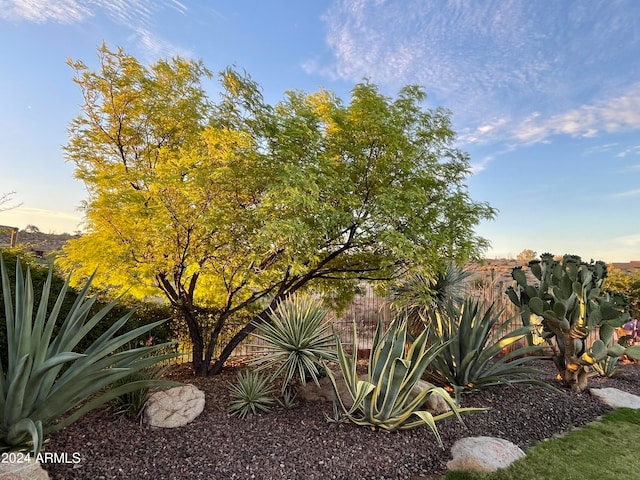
[44, 359, 640, 480]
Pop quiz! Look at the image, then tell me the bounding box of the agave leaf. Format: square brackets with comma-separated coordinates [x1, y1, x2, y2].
[0, 359, 5, 416]
[22, 352, 87, 411]
[47, 275, 97, 355]
[4, 354, 33, 425]
[370, 317, 393, 382]
[5, 418, 42, 455]
[351, 380, 376, 416]
[401, 338, 451, 397]
[17, 268, 34, 360]
[376, 358, 410, 419]
[50, 378, 182, 433]
[1, 256, 173, 454]
[38, 274, 71, 364]
[409, 410, 442, 444]
[30, 268, 53, 367]
[330, 312, 470, 439]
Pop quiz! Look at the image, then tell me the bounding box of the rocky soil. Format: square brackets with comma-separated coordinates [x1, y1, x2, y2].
[44, 359, 640, 480]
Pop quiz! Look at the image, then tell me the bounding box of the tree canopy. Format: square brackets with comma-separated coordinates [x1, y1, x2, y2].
[59, 44, 495, 375]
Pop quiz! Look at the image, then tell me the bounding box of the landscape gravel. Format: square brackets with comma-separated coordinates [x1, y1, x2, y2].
[44, 359, 640, 480]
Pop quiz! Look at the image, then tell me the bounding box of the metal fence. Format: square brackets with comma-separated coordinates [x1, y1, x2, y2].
[167, 271, 533, 365]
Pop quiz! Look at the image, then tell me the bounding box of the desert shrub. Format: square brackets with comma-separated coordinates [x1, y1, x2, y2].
[389, 262, 470, 337]
[250, 295, 336, 394]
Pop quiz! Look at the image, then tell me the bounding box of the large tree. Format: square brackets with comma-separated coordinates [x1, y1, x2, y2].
[60, 44, 495, 376]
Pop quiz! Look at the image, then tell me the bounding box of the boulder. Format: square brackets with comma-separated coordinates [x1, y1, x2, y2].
[447, 436, 525, 473]
[297, 371, 451, 413]
[0, 458, 50, 480]
[144, 384, 205, 428]
[409, 379, 452, 414]
[590, 388, 640, 409]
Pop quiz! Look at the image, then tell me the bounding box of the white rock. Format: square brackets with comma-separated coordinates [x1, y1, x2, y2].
[0, 458, 50, 480]
[447, 436, 525, 473]
[590, 387, 640, 409]
[144, 384, 205, 428]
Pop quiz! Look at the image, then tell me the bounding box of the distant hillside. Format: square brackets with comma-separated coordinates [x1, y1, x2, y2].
[0, 228, 79, 257]
[1, 227, 638, 277]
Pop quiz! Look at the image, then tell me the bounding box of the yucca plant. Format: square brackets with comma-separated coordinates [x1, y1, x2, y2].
[0, 256, 179, 454]
[251, 295, 336, 393]
[427, 298, 549, 404]
[326, 316, 477, 445]
[390, 262, 471, 337]
[227, 370, 275, 419]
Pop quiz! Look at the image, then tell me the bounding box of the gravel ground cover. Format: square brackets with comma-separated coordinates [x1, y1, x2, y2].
[44, 359, 640, 480]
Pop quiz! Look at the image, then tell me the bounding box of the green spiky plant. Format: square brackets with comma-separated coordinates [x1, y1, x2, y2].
[227, 370, 275, 419]
[250, 295, 336, 394]
[0, 256, 179, 454]
[506, 253, 640, 392]
[325, 316, 479, 444]
[427, 299, 549, 404]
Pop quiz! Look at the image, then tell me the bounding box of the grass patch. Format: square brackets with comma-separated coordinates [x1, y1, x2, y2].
[441, 408, 640, 480]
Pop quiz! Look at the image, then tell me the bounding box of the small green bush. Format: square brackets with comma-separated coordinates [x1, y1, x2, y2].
[110, 363, 169, 420]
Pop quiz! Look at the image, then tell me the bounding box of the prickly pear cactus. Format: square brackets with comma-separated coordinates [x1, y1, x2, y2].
[506, 253, 637, 392]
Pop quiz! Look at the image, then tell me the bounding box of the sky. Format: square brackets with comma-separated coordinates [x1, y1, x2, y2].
[0, 0, 639, 262]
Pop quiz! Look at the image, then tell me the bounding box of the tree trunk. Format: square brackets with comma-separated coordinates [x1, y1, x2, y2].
[208, 318, 260, 375]
[560, 364, 590, 392]
[207, 288, 295, 375]
[174, 303, 209, 377]
[191, 338, 208, 377]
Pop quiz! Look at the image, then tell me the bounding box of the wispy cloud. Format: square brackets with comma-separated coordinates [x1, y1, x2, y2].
[612, 189, 640, 199]
[617, 145, 640, 158]
[312, 0, 640, 146]
[0, 0, 190, 58]
[613, 232, 640, 248]
[470, 155, 494, 175]
[0, 0, 91, 23]
[461, 83, 640, 145]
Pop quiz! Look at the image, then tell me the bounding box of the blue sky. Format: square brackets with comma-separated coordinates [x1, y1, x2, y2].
[0, 0, 639, 262]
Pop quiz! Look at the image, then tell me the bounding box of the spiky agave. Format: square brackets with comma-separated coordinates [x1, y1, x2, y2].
[0, 256, 179, 454]
[326, 316, 479, 445]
